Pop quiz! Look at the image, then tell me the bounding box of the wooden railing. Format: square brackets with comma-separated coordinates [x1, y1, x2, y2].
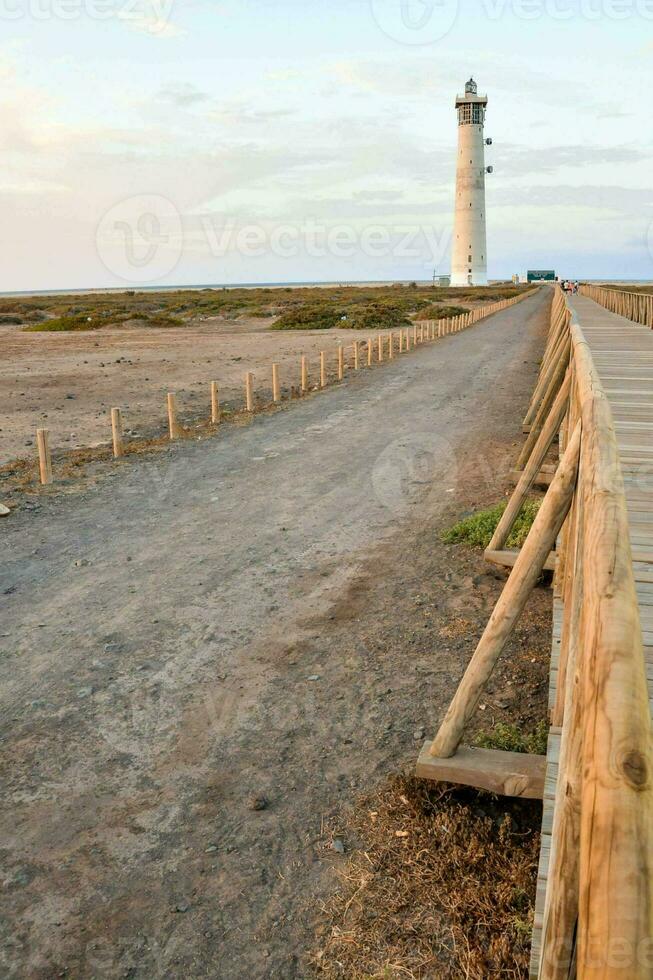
[417, 285, 653, 976]
[580, 282, 653, 327]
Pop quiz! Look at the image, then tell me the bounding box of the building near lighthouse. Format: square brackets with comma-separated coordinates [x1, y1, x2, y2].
[451, 78, 492, 287]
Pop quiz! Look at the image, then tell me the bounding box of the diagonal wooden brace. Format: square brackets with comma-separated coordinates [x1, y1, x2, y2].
[429, 421, 581, 759]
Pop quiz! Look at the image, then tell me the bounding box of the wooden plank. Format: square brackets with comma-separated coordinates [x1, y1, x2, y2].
[510, 467, 555, 486]
[485, 548, 557, 572]
[416, 742, 545, 799]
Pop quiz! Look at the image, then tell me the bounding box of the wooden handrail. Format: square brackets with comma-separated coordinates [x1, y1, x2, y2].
[568, 313, 653, 977]
[580, 283, 653, 328]
[418, 283, 653, 977]
[539, 293, 653, 977]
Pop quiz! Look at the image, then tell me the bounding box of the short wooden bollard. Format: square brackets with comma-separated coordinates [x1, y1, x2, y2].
[420, 323, 424, 343]
[111, 407, 124, 458]
[399, 331, 404, 353]
[36, 428, 52, 485]
[413, 324, 418, 345]
[388, 333, 394, 359]
[301, 355, 308, 393]
[377, 335, 383, 362]
[272, 363, 281, 403]
[245, 372, 254, 411]
[367, 338, 373, 367]
[353, 341, 359, 370]
[406, 330, 411, 351]
[337, 346, 344, 381]
[320, 351, 327, 388]
[167, 392, 181, 440]
[210, 382, 220, 423]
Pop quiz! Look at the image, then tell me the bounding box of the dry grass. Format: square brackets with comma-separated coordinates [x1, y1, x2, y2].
[313, 774, 540, 979]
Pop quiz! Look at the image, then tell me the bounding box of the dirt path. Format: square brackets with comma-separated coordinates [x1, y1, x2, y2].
[0, 317, 405, 464]
[0, 288, 551, 979]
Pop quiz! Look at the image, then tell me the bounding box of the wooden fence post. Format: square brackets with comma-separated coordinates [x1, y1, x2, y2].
[388, 333, 394, 359]
[353, 342, 359, 370]
[272, 363, 281, 403]
[487, 372, 571, 554]
[210, 382, 220, 423]
[167, 393, 181, 439]
[337, 345, 344, 381]
[377, 335, 383, 362]
[111, 407, 124, 458]
[245, 372, 254, 411]
[36, 428, 52, 485]
[367, 338, 373, 367]
[320, 351, 327, 387]
[301, 356, 308, 393]
[517, 339, 571, 469]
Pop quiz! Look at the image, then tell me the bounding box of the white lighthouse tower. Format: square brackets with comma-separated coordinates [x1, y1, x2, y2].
[451, 78, 491, 287]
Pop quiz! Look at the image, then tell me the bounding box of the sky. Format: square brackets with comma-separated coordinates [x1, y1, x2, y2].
[1, 0, 652, 291]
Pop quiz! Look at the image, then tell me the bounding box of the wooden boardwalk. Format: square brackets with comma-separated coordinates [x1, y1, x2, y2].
[530, 292, 653, 977]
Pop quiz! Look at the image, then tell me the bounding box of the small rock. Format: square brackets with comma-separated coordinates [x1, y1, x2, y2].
[331, 838, 345, 854]
[0, 504, 10, 517]
[247, 794, 268, 811]
[412, 728, 425, 741]
[73, 559, 89, 567]
[307, 675, 320, 682]
[204, 845, 218, 853]
[173, 904, 190, 913]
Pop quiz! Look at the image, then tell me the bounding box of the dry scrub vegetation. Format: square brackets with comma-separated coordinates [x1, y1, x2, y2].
[313, 775, 540, 980]
[1, 282, 533, 333]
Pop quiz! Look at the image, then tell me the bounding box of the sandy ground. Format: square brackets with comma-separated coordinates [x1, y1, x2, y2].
[0, 289, 551, 978]
[1, 317, 416, 465]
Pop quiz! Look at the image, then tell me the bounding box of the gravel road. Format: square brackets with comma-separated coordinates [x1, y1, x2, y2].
[0, 287, 550, 979]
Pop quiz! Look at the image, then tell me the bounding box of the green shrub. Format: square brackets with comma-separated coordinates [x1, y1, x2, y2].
[414, 304, 469, 320]
[342, 302, 411, 331]
[272, 305, 346, 330]
[442, 499, 541, 550]
[473, 721, 549, 756]
[23, 314, 104, 332]
[127, 314, 183, 328]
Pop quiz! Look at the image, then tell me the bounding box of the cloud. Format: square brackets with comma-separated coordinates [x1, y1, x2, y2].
[116, 0, 184, 38]
[156, 83, 211, 107]
[491, 183, 653, 215]
[352, 189, 405, 202]
[492, 143, 651, 177]
[205, 103, 297, 126]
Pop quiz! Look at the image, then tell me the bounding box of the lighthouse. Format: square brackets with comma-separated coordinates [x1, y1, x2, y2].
[451, 78, 491, 287]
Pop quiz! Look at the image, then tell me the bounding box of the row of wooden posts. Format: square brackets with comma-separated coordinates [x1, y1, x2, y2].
[416, 284, 653, 978]
[33, 291, 531, 486]
[580, 282, 653, 327]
